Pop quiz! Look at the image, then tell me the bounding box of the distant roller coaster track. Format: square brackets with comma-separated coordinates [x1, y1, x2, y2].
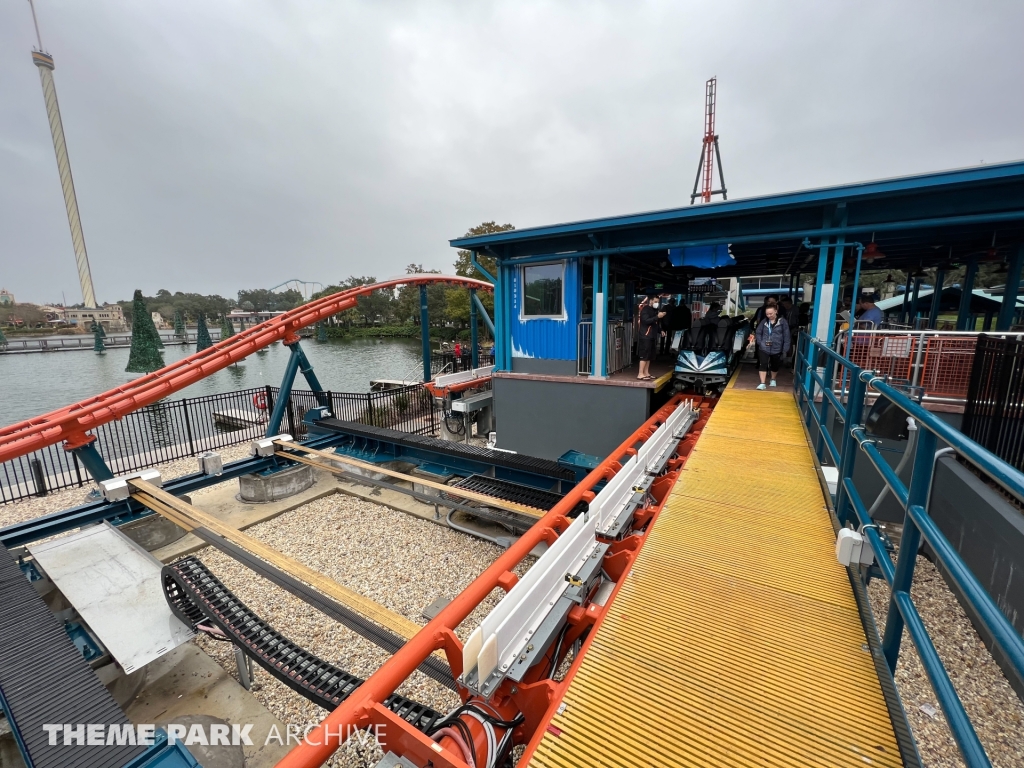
[0, 275, 491, 464]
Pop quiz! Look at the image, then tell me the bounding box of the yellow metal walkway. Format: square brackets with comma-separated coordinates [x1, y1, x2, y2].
[529, 386, 904, 767]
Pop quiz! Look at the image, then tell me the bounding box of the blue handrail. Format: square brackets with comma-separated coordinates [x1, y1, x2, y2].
[795, 332, 1024, 768]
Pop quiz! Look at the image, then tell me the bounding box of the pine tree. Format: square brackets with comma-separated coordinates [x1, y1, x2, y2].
[196, 313, 213, 351]
[92, 320, 105, 353]
[173, 311, 186, 338]
[125, 290, 164, 372]
[220, 314, 236, 341]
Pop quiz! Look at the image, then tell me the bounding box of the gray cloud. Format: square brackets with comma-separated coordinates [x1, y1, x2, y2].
[2, 0, 1022, 304]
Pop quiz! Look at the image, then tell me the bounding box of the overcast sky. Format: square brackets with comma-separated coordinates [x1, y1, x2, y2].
[1, 1, 1022, 305]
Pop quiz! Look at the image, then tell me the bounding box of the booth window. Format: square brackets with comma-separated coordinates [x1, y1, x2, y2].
[522, 263, 564, 318]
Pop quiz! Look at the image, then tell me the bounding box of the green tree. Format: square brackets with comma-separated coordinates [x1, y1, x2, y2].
[173, 311, 186, 338]
[196, 313, 213, 351]
[454, 222, 508, 319]
[91, 320, 105, 353]
[453, 221, 512, 279]
[125, 290, 164, 373]
[220, 314, 237, 340]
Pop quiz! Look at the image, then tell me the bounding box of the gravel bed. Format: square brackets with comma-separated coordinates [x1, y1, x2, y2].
[0, 442, 253, 529]
[867, 553, 1024, 767]
[187, 493, 533, 768]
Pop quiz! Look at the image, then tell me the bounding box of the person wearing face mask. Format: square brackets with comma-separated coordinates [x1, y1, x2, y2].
[751, 300, 791, 389]
[637, 295, 666, 380]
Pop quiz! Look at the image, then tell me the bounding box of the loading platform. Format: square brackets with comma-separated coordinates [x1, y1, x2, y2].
[528, 384, 912, 767]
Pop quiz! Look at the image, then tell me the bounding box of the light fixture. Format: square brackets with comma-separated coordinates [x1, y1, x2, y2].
[881, 273, 897, 298]
[863, 235, 886, 263]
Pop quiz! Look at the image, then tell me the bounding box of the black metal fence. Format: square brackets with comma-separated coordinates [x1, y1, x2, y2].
[268, 383, 437, 440]
[430, 350, 495, 376]
[0, 383, 436, 504]
[962, 334, 1024, 471]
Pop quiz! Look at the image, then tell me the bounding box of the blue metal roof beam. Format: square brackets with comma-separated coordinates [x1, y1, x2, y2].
[451, 161, 1024, 276]
[451, 161, 1024, 250]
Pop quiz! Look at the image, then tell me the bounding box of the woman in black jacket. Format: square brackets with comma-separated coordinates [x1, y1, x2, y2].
[637, 297, 666, 380]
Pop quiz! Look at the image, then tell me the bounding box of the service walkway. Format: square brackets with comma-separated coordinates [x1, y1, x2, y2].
[529, 385, 910, 767]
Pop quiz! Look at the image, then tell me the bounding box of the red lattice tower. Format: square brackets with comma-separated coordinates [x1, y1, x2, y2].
[690, 77, 728, 204]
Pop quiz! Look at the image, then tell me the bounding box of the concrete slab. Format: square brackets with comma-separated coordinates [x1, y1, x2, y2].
[152, 468, 337, 563]
[126, 644, 290, 768]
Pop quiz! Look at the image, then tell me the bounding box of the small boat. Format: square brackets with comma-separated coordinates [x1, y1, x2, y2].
[212, 408, 266, 429]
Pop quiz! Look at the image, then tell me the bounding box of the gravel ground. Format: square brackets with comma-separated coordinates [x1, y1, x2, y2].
[0, 442, 254, 528]
[187, 494, 533, 768]
[868, 553, 1024, 767]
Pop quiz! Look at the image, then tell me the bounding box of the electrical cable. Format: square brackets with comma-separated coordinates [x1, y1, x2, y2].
[868, 417, 918, 515]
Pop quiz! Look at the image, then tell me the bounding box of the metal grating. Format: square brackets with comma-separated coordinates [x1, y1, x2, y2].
[449, 474, 586, 515]
[528, 387, 911, 768]
[0, 547, 145, 768]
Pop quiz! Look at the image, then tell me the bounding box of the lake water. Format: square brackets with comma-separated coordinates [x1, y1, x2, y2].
[0, 337, 427, 426]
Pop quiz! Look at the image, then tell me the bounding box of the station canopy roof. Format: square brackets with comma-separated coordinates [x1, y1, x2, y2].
[451, 161, 1024, 287]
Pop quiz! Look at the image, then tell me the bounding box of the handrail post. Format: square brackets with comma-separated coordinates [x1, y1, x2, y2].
[881, 427, 938, 672]
[834, 368, 865, 526]
[815, 355, 835, 462]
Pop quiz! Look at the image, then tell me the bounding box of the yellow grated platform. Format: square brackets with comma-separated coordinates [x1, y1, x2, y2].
[528, 387, 903, 767]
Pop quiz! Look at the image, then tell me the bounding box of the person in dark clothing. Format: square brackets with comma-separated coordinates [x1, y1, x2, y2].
[668, 298, 692, 353]
[658, 297, 675, 355]
[701, 302, 722, 326]
[637, 296, 666, 380]
[752, 302, 791, 389]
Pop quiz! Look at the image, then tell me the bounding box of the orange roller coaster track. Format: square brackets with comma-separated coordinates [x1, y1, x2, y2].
[0, 275, 492, 464]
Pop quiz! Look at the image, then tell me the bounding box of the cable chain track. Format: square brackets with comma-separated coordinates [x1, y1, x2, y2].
[163, 556, 441, 732]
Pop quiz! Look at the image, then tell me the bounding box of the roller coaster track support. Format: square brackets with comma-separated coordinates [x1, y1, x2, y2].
[0, 275, 491, 464]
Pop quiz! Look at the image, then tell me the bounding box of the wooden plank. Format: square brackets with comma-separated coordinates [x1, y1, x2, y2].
[129, 480, 424, 642]
[276, 442, 543, 519]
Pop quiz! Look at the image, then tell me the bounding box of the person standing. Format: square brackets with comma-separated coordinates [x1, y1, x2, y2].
[752, 302, 791, 389]
[658, 297, 675, 356]
[856, 294, 884, 329]
[637, 296, 666, 380]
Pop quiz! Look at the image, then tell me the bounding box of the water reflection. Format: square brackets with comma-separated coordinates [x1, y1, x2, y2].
[0, 337, 427, 426]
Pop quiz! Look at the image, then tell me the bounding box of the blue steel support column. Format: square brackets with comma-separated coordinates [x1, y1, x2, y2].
[824, 235, 845, 347]
[470, 288, 479, 368]
[956, 258, 978, 330]
[899, 271, 912, 325]
[419, 284, 431, 382]
[834, 370, 865, 526]
[804, 241, 830, 392]
[471, 291, 495, 335]
[492, 263, 505, 371]
[910, 277, 922, 324]
[592, 256, 602, 377]
[997, 243, 1024, 331]
[881, 426, 938, 672]
[266, 343, 302, 436]
[291, 341, 329, 409]
[600, 256, 610, 377]
[469, 252, 496, 284]
[928, 269, 945, 329]
[807, 238, 831, 341]
[503, 263, 513, 370]
[70, 440, 114, 482]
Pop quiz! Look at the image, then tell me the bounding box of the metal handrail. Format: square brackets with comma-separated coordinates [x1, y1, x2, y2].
[795, 331, 1024, 768]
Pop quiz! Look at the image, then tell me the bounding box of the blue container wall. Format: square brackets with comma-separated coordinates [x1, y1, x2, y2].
[507, 259, 581, 361]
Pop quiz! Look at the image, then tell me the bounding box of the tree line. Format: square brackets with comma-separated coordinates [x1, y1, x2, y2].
[118, 222, 511, 333]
